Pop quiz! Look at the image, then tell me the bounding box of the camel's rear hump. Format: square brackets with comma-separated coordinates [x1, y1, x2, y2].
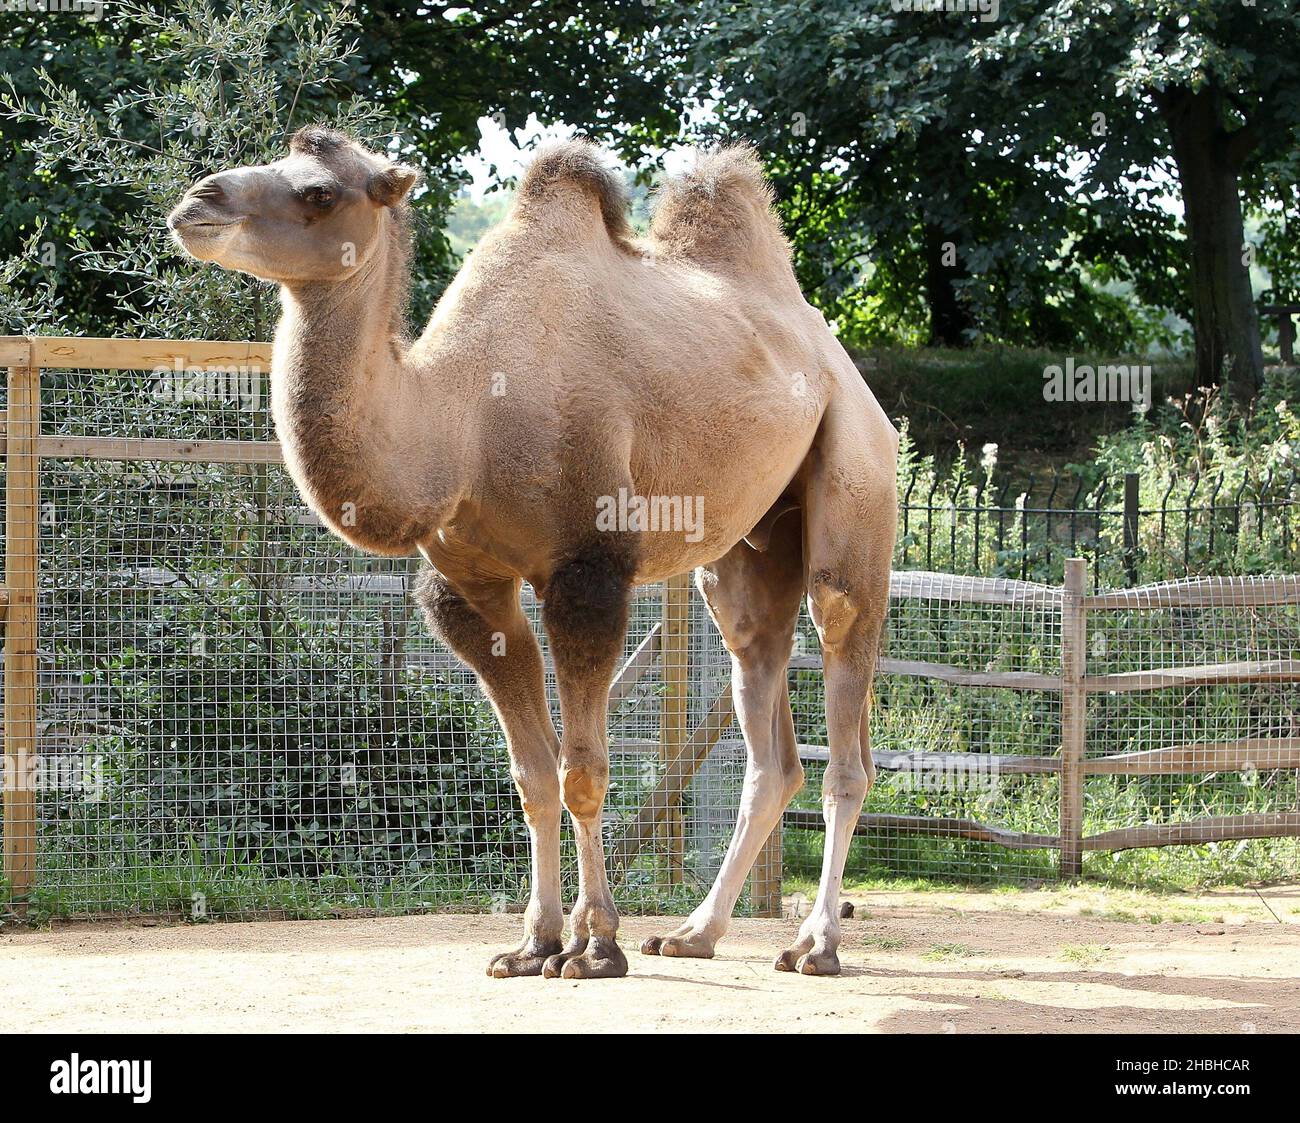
[650, 146, 793, 278]
[512, 140, 634, 247]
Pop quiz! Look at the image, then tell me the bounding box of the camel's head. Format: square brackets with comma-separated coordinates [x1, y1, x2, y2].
[167, 127, 419, 284]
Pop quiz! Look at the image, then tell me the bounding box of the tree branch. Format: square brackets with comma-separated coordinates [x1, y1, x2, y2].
[1225, 119, 1261, 168]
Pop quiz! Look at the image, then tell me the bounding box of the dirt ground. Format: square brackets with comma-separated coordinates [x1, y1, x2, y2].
[3, 884, 1299, 1033]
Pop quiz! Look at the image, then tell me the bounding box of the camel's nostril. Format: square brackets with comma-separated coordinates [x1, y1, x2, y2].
[191, 180, 227, 203]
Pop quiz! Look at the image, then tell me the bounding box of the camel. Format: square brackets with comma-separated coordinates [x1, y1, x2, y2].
[167, 127, 898, 979]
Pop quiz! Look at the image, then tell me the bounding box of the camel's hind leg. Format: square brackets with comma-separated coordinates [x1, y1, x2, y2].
[641, 512, 804, 959]
[775, 399, 896, 976]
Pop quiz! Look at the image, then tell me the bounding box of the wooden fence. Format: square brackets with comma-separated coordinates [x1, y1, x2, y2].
[3, 337, 1300, 917]
[1, 337, 274, 912]
[622, 559, 1300, 908]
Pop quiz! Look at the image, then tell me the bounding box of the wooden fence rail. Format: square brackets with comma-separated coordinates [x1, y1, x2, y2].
[3, 336, 1300, 917]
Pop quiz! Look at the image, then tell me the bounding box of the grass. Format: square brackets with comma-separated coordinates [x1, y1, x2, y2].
[787, 870, 1271, 914]
[6, 837, 1293, 928]
[1075, 903, 1218, 925]
[1059, 943, 1108, 966]
[784, 872, 965, 897]
[922, 942, 982, 961]
[1, 839, 716, 926]
[794, 872, 1295, 930]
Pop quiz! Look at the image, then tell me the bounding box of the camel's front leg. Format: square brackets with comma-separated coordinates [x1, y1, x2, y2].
[539, 545, 633, 980]
[414, 570, 563, 977]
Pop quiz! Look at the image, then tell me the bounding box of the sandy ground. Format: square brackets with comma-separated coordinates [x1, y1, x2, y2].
[3, 885, 1299, 1033]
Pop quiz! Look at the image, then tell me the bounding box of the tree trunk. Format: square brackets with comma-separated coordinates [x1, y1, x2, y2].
[923, 220, 973, 347]
[1161, 86, 1263, 407]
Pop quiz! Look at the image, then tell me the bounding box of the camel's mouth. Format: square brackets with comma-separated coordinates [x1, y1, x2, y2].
[168, 215, 244, 235]
[166, 206, 246, 260]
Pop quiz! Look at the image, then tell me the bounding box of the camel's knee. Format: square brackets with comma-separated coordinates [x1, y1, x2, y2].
[748, 761, 803, 821]
[809, 571, 860, 651]
[822, 759, 869, 811]
[512, 762, 561, 827]
[560, 749, 608, 820]
[741, 763, 786, 817]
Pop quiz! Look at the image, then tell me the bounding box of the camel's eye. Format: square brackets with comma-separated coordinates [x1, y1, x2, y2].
[301, 185, 335, 208]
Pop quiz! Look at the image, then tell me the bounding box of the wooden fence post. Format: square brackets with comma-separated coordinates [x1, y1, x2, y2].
[748, 808, 783, 917]
[4, 356, 40, 911]
[1059, 557, 1087, 878]
[658, 573, 691, 884]
[611, 685, 733, 880]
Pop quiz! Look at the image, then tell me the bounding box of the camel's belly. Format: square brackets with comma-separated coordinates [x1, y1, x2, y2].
[624, 422, 816, 581]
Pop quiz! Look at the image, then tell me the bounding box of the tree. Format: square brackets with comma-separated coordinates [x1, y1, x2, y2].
[645, 1, 1184, 351]
[0, 1, 675, 334]
[343, 1, 677, 169]
[647, 1, 1300, 393]
[0, 7, 160, 329]
[0, 0, 392, 336]
[985, 0, 1300, 404]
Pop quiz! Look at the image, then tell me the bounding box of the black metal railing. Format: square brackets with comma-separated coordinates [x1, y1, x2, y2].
[897, 466, 1300, 587]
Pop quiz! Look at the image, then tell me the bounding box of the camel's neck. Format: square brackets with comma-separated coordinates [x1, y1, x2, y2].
[271, 217, 457, 555]
[275, 228, 405, 425]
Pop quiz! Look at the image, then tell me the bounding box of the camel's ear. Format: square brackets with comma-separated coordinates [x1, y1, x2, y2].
[367, 164, 420, 207]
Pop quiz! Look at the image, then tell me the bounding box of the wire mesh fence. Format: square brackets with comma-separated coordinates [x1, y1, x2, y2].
[18, 462, 750, 919]
[788, 575, 1065, 887]
[2, 338, 1299, 924]
[1078, 577, 1300, 885]
[0, 340, 752, 921]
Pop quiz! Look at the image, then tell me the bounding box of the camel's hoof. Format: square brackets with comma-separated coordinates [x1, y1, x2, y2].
[796, 950, 841, 976]
[487, 942, 562, 978]
[542, 951, 574, 978]
[546, 936, 628, 980]
[656, 933, 716, 959]
[542, 936, 587, 978]
[774, 947, 840, 975]
[640, 935, 665, 956]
